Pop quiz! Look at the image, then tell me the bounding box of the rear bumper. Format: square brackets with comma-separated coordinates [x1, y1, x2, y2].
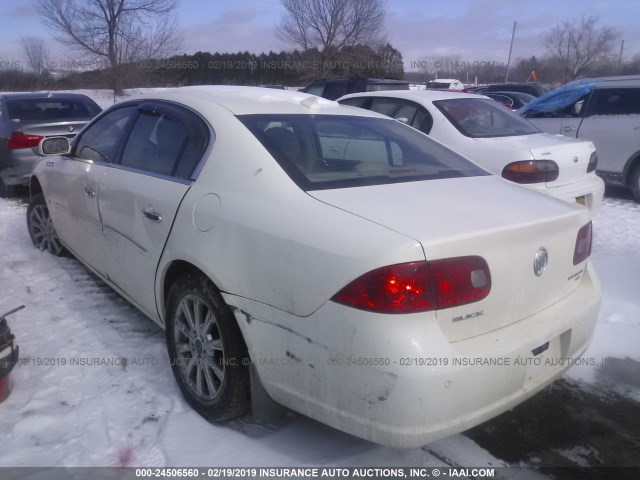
[0, 150, 42, 186]
[544, 174, 605, 213]
[228, 261, 601, 448]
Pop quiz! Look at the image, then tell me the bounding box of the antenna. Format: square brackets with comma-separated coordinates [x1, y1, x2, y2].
[505, 21, 517, 83]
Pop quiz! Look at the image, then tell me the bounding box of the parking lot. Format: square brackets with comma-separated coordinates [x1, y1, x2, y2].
[0, 185, 637, 475]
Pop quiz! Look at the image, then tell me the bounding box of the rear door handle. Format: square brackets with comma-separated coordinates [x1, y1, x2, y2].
[84, 186, 96, 197]
[561, 126, 575, 133]
[141, 208, 162, 223]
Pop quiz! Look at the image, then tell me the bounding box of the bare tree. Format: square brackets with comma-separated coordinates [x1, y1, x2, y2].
[22, 37, 50, 81]
[34, 0, 182, 93]
[544, 16, 620, 82]
[277, 0, 386, 64]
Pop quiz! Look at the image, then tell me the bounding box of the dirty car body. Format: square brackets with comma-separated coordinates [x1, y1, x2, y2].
[28, 87, 600, 448]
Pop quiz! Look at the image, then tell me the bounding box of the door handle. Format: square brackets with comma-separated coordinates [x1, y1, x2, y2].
[561, 126, 575, 133]
[141, 208, 162, 223]
[84, 186, 96, 197]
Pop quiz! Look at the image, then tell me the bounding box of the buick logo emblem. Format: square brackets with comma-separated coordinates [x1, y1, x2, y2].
[68, 126, 74, 132]
[533, 248, 548, 277]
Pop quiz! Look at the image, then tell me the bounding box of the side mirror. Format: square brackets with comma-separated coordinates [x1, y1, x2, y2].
[40, 136, 71, 156]
[572, 99, 584, 116]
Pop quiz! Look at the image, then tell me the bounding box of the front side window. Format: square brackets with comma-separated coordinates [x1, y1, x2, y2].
[74, 106, 138, 162]
[239, 114, 487, 191]
[434, 98, 540, 138]
[120, 113, 188, 176]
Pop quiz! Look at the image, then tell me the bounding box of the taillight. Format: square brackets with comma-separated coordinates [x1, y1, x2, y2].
[331, 257, 491, 314]
[8, 131, 43, 150]
[587, 152, 598, 173]
[502, 160, 559, 184]
[429, 257, 491, 310]
[573, 222, 592, 265]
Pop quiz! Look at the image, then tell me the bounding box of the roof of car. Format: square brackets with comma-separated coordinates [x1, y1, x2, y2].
[0, 92, 94, 101]
[339, 89, 488, 103]
[576, 75, 640, 88]
[128, 86, 389, 117]
[307, 77, 409, 84]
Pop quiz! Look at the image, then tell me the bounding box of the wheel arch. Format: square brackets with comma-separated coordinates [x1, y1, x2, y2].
[622, 151, 640, 185]
[29, 175, 43, 200]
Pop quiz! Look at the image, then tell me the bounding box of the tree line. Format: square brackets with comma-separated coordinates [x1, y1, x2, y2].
[1, 1, 638, 93]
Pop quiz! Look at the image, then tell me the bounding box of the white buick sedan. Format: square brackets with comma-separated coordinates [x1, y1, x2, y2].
[27, 87, 600, 448]
[339, 90, 605, 212]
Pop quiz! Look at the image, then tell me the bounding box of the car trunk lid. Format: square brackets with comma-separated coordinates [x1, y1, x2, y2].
[309, 175, 591, 342]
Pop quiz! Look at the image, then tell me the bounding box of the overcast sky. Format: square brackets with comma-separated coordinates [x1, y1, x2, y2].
[1, 0, 638, 72]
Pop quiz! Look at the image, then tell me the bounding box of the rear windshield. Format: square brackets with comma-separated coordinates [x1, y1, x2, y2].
[434, 98, 540, 137]
[238, 114, 487, 191]
[366, 83, 409, 92]
[5, 97, 101, 121]
[427, 82, 453, 89]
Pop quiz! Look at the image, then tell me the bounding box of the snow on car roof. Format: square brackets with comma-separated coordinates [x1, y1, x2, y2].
[127, 85, 385, 117]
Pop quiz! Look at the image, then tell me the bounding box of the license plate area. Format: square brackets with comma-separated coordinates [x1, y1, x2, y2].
[524, 331, 570, 387]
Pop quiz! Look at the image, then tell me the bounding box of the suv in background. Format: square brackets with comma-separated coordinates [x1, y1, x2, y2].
[0, 92, 101, 196]
[520, 75, 640, 201]
[472, 83, 547, 97]
[301, 77, 409, 100]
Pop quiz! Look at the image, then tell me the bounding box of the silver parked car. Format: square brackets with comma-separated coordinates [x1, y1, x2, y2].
[0, 92, 102, 196]
[520, 75, 640, 201]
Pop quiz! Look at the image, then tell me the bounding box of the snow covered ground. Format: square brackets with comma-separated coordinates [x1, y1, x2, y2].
[0, 189, 638, 470]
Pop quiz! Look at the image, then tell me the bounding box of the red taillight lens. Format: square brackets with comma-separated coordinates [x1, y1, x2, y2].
[429, 256, 492, 309]
[502, 160, 559, 184]
[587, 152, 598, 173]
[8, 131, 43, 150]
[332, 262, 434, 314]
[331, 257, 491, 314]
[573, 221, 592, 265]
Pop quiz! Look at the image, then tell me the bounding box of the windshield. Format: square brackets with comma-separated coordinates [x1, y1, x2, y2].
[238, 114, 488, 191]
[6, 97, 101, 121]
[433, 98, 540, 137]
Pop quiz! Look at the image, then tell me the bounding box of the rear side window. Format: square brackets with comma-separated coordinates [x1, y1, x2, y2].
[75, 106, 138, 162]
[119, 110, 206, 179]
[368, 97, 433, 133]
[339, 97, 368, 108]
[238, 114, 487, 191]
[6, 97, 101, 121]
[591, 88, 640, 115]
[323, 81, 349, 100]
[303, 83, 326, 97]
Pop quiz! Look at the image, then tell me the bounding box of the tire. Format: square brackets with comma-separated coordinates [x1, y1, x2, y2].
[26, 194, 66, 256]
[166, 274, 250, 422]
[631, 164, 640, 203]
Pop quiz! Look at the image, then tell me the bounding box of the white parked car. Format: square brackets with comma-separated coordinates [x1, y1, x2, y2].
[28, 87, 600, 448]
[339, 90, 605, 212]
[520, 75, 640, 202]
